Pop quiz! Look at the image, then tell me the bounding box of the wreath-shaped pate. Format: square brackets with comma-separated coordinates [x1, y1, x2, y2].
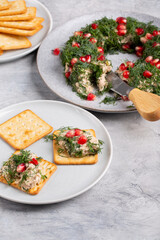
[53, 16, 160, 102]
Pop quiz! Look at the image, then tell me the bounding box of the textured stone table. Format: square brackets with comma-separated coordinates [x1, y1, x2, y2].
[0, 1, 160, 240]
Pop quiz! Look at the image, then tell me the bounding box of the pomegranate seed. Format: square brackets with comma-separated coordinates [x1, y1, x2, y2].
[123, 70, 130, 78]
[71, 58, 78, 65]
[97, 55, 105, 61]
[136, 51, 143, 57]
[69, 66, 73, 72]
[74, 31, 83, 36]
[122, 43, 130, 50]
[87, 93, 96, 101]
[126, 61, 134, 68]
[150, 58, 159, 66]
[155, 61, 160, 69]
[117, 24, 126, 30]
[143, 70, 152, 78]
[91, 23, 98, 29]
[145, 33, 153, 40]
[116, 17, 127, 24]
[53, 48, 60, 55]
[97, 47, 104, 54]
[83, 33, 91, 38]
[117, 29, 127, 36]
[17, 163, 26, 173]
[74, 129, 83, 136]
[65, 130, 75, 138]
[89, 38, 97, 44]
[78, 135, 87, 144]
[152, 42, 160, 47]
[121, 95, 129, 101]
[65, 72, 70, 78]
[140, 37, 147, 44]
[119, 63, 127, 71]
[85, 55, 91, 63]
[72, 42, 80, 48]
[135, 28, 144, 35]
[135, 46, 144, 52]
[152, 30, 159, 36]
[145, 56, 153, 63]
[29, 158, 38, 166]
[79, 56, 86, 62]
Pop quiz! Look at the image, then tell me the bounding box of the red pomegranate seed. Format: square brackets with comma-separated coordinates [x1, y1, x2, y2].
[65, 130, 75, 138]
[126, 61, 134, 68]
[87, 93, 96, 101]
[17, 163, 26, 173]
[74, 129, 83, 136]
[119, 63, 128, 71]
[91, 23, 98, 29]
[69, 66, 73, 72]
[140, 37, 147, 44]
[117, 24, 126, 30]
[89, 38, 97, 44]
[152, 42, 160, 47]
[65, 72, 70, 78]
[78, 135, 87, 144]
[152, 30, 159, 36]
[122, 43, 130, 50]
[155, 61, 160, 69]
[74, 31, 83, 36]
[53, 48, 60, 55]
[135, 28, 144, 35]
[97, 47, 104, 54]
[79, 56, 86, 62]
[85, 55, 91, 63]
[97, 55, 105, 61]
[121, 96, 129, 101]
[83, 33, 91, 38]
[145, 33, 153, 40]
[116, 17, 127, 24]
[123, 70, 130, 78]
[136, 51, 143, 57]
[71, 58, 78, 65]
[29, 158, 38, 166]
[117, 29, 127, 36]
[143, 70, 152, 78]
[145, 56, 153, 63]
[135, 46, 144, 52]
[72, 42, 80, 48]
[150, 58, 159, 66]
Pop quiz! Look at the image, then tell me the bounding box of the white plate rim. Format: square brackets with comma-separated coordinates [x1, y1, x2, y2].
[0, 0, 53, 63]
[0, 100, 113, 205]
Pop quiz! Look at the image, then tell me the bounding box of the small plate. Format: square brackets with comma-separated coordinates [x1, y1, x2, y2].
[0, 0, 52, 63]
[37, 10, 160, 113]
[0, 100, 112, 204]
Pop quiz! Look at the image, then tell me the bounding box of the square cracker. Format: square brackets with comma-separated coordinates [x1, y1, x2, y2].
[0, 0, 26, 16]
[0, 0, 10, 11]
[0, 33, 31, 50]
[0, 150, 57, 195]
[0, 17, 44, 30]
[0, 24, 43, 36]
[53, 129, 98, 165]
[0, 7, 36, 21]
[0, 109, 53, 149]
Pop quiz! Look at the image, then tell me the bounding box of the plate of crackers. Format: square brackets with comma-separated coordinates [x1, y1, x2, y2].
[0, 100, 112, 204]
[0, 0, 52, 62]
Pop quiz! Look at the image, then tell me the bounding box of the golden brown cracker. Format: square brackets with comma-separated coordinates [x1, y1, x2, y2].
[53, 129, 98, 165]
[0, 7, 36, 21]
[0, 0, 27, 16]
[0, 109, 53, 149]
[0, 0, 10, 11]
[0, 33, 31, 50]
[0, 24, 43, 36]
[0, 17, 44, 30]
[0, 151, 57, 195]
[0, 49, 3, 55]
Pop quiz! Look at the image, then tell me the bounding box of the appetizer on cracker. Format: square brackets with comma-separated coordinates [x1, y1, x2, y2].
[0, 150, 57, 194]
[51, 127, 103, 165]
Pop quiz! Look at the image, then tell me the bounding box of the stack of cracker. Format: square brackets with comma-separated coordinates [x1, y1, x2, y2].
[0, 0, 44, 55]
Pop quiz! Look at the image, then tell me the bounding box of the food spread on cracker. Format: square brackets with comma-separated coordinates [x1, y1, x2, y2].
[0, 0, 44, 55]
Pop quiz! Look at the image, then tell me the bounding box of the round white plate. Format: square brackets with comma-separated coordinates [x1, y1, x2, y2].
[0, 100, 112, 204]
[0, 0, 52, 63]
[37, 10, 160, 113]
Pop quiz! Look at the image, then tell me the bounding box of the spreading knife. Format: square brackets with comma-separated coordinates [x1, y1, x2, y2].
[106, 72, 160, 121]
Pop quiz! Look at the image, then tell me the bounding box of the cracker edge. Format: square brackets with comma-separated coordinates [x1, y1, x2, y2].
[53, 129, 98, 165]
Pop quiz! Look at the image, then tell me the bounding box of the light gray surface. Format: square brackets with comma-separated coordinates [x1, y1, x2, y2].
[0, 0, 160, 239]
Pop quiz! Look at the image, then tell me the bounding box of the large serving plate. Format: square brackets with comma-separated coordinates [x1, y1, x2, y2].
[37, 10, 160, 113]
[0, 0, 52, 63]
[0, 100, 112, 204]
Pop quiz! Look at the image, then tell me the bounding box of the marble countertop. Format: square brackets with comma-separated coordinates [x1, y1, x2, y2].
[0, 0, 160, 239]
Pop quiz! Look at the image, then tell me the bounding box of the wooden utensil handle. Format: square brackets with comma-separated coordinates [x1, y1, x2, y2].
[128, 88, 160, 121]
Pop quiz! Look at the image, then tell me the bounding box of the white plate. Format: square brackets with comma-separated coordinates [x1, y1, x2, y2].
[0, 0, 52, 63]
[37, 10, 160, 113]
[0, 100, 112, 204]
